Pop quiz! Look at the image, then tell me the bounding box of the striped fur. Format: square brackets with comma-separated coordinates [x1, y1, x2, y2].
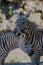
[17, 20, 43, 65]
[0, 30, 20, 65]
[0, 19, 43, 65]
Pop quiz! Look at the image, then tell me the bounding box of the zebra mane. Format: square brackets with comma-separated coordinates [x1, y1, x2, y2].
[28, 21, 38, 31]
[15, 12, 39, 33]
[19, 20, 38, 32]
[15, 12, 43, 33]
[22, 21, 43, 35]
[16, 19, 39, 36]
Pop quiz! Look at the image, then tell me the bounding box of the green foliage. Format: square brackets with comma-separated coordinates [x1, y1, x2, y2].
[0, 0, 1, 9]
[8, 8, 13, 16]
[0, 0, 1, 2]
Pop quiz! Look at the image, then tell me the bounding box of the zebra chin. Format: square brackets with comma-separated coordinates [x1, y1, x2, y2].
[22, 49, 34, 56]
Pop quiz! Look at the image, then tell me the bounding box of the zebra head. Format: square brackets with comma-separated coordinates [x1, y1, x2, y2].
[15, 15, 36, 56]
[18, 28, 34, 56]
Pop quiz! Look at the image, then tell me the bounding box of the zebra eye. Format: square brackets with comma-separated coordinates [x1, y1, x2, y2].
[21, 34, 27, 39]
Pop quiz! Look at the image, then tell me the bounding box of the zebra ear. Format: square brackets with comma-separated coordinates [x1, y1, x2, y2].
[25, 12, 30, 18]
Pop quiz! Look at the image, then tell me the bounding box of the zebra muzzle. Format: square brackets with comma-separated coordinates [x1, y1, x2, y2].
[28, 49, 34, 56]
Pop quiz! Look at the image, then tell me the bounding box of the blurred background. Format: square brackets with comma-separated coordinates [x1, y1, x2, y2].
[0, 0, 43, 65]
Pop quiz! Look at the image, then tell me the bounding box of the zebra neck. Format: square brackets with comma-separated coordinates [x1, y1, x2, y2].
[28, 21, 38, 45]
[29, 28, 36, 50]
[29, 28, 34, 43]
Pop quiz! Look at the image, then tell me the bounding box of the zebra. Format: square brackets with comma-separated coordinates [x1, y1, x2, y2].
[0, 29, 22, 65]
[0, 27, 33, 65]
[0, 13, 30, 65]
[1, 12, 43, 65]
[17, 19, 43, 65]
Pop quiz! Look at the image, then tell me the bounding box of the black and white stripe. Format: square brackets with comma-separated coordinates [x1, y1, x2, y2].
[0, 30, 20, 65]
[17, 20, 43, 65]
[0, 16, 43, 65]
[0, 11, 30, 65]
